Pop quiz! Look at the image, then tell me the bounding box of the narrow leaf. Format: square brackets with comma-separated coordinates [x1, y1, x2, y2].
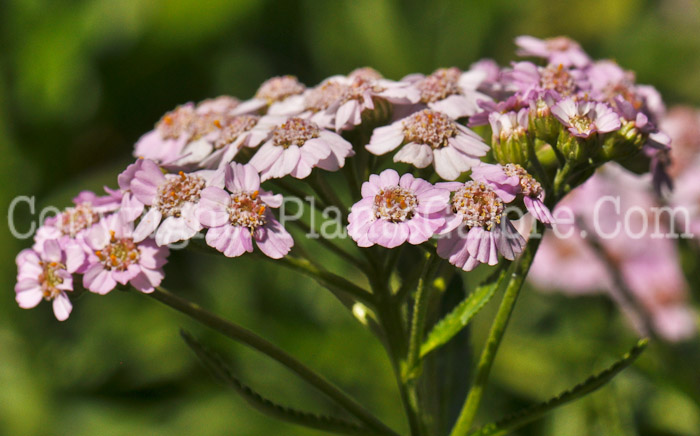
[420, 265, 509, 358]
[467, 338, 649, 436]
[181, 330, 372, 436]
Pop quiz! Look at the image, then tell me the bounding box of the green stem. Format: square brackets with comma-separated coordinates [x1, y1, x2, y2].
[276, 256, 375, 306]
[449, 229, 543, 436]
[552, 162, 572, 199]
[291, 219, 368, 273]
[405, 253, 439, 379]
[148, 286, 399, 436]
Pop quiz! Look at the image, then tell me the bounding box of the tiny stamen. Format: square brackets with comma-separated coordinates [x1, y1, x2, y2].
[373, 186, 418, 223]
[272, 118, 320, 148]
[402, 109, 458, 149]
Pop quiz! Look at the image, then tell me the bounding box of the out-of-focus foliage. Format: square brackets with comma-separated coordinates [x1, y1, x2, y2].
[1, 0, 699, 435]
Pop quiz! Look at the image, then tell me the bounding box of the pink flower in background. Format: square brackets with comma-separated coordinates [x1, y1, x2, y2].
[233, 75, 306, 116]
[529, 230, 612, 295]
[515, 35, 591, 68]
[366, 109, 489, 180]
[249, 117, 353, 180]
[670, 159, 700, 237]
[15, 239, 85, 321]
[471, 163, 554, 224]
[622, 251, 696, 342]
[662, 106, 700, 177]
[529, 164, 696, 341]
[197, 163, 293, 259]
[347, 169, 449, 248]
[551, 98, 621, 137]
[437, 181, 526, 271]
[82, 214, 169, 294]
[130, 159, 214, 246]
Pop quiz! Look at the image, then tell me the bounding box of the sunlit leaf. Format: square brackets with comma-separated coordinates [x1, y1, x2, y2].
[420, 264, 509, 358]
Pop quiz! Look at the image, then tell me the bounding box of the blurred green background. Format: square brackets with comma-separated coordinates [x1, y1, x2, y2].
[2, 0, 700, 435]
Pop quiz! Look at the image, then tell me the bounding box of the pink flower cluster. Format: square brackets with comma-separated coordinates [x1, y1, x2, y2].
[14, 35, 681, 329]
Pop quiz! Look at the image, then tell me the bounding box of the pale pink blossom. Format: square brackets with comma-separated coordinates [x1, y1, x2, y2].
[197, 163, 293, 258]
[249, 117, 353, 181]
[15, 239, 85, 321]
[130, 159, 216, 246]
[471, 163, 554, 224]
[551, 98, 621, 138]
[81, 214, 169, 294]
[347, 169, 449, 248]
[436, 181, 526, 271]
[366, 109, 488, 180]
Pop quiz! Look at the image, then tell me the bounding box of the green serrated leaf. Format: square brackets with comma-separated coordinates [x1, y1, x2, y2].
[467, 338, 649, 436]
[420, 264, 509, 358]
[181, 330, 373, 436]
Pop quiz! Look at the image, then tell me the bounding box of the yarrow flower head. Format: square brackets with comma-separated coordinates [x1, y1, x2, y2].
[249, 116, 353, 180]
[130, 160, 215, 246]
[551, 98, 621, 138]
[197, 163, 293, 259]
[81, 214, 169, 295]
[471, 163, 554, 224]
[366, 109, 489, 180]
[15, 239, 85, 321]
[347, 169, 450, 248]
[437, 180, 526, 271]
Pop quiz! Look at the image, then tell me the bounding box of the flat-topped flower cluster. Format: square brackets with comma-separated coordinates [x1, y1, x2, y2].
[15, 35, 673, 322]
